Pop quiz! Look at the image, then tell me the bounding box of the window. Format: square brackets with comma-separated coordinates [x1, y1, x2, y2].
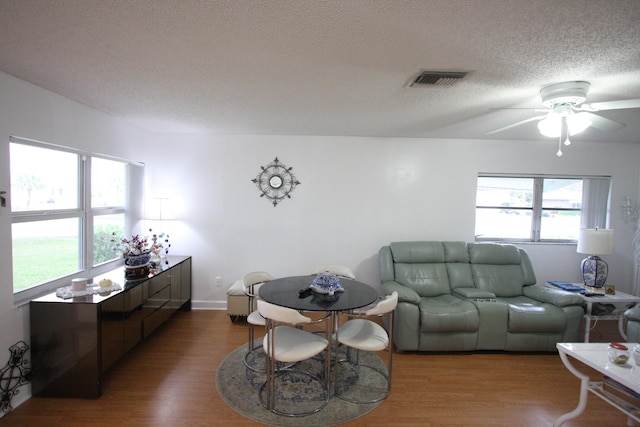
[475, 174, 611, 242]
[9, 136, 142, 302]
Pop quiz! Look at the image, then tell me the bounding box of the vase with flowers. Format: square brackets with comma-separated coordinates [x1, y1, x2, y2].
[111, 232, 152, 280]
[150, 231, 171, 267]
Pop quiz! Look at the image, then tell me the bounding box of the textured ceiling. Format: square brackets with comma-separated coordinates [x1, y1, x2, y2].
[0, 0, 639, 145]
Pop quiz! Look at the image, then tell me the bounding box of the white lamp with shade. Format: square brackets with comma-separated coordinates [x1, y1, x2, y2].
[145, 197, 176, 221]
[144, 198, 175, 264]
[577, 228, 614, 291]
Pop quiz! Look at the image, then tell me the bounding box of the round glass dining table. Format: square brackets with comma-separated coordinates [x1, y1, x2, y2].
[258, 275, 379, 312]
[258, 275, 380, 399]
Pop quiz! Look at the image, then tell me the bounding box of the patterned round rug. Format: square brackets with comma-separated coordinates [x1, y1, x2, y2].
[215, 341, 386, 426]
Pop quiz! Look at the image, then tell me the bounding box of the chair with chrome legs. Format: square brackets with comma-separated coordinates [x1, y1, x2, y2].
[242, 271, 275, 372]
[334, 291, 398, 403]
[312, 264, 356, 279]
[257, 299, 331, 417]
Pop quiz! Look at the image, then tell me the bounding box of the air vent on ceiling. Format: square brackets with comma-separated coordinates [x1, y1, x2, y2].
[410, 71, 469, 87]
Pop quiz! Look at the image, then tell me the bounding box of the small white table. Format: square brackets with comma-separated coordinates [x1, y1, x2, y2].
[555, 343, 640, 427]
[580, 291, 640, 342]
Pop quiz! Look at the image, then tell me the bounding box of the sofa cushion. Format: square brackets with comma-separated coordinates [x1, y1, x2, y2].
[468, 243, 521, 264]
[419, 295, 479, 332]
[390, 241, 445, 263]
[468, 243, 528, 297]
[226, 279, 245, 296]
[470, 264, 526, 297]
[446, 263, 474, 289]
[503, 296, 566, 332]
[443, 241, 469, 262]
[394, 263, 450, 297]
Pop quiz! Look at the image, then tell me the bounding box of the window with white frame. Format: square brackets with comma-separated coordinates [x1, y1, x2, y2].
[475, 174, 611, 242]
[9, 136, 143, 302]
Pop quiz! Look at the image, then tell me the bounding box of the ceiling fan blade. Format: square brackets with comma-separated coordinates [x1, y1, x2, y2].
[489, 107, 550, 112]
[486, 115, 547, 135]
[578, 112, 626, 132]
[585, 99, 640, 111]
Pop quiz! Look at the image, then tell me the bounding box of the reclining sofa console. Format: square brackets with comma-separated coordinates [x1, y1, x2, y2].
[379, 241, 585, 352]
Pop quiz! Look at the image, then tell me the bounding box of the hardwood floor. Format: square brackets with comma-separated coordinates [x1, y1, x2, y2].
[1, 310, 632, 426]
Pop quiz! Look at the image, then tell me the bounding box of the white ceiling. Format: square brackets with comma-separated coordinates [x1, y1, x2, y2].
[1, 0, 639, 145]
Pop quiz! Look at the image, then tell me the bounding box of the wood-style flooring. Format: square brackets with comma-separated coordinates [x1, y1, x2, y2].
[0, 310, 633, 426]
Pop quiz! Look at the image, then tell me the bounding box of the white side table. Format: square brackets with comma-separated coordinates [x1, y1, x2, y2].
[580, 291, 640, 342]
[555, 342, 640, 426]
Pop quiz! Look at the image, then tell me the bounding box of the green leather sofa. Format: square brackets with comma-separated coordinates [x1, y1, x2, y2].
[624, 307, 640, 342]
[379, 241, 585, 352]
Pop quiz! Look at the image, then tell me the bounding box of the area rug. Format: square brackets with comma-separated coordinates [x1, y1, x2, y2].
[215, 341, 386, 426]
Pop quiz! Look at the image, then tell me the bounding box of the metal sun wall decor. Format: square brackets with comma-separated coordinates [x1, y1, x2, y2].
[0, 341, 30, 414]
[251, 157, 301, 207]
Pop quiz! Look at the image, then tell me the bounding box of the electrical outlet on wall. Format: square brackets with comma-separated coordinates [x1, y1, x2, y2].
[215, 276, 223, 287]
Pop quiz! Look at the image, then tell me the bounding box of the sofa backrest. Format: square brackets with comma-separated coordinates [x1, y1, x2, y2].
[443, 241, 475, 290]
[467, 243, 536, 297]
[379, 241, 471, 297]
[380, 241, 537, 298]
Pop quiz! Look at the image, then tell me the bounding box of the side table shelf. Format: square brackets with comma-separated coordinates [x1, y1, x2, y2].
[30, 255, 192, 398]
[555, 343, 640, 426]
[590, 382, 640, 423]
[580, 291, 640, 342]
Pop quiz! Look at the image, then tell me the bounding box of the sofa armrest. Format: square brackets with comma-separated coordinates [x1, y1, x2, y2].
[624, 307, 640, 322]
[523, 284, 585, 308]
[382, 281, 421, 305]
[452, 287, 496, 299]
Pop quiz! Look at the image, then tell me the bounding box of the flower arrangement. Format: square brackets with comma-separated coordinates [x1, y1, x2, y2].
[111, 232, 150, 258]
[150, 231, 171, 257]
[112, 228, 171, 259]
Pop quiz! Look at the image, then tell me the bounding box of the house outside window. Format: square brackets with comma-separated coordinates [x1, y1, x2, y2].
[475, 174, 611, 242]
[9, 137, 142, 304]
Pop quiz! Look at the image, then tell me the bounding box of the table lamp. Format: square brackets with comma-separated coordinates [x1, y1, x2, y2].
[145, 197, 176, 222]
[577, 228, 614, 290]
[144, 198, 175, 263]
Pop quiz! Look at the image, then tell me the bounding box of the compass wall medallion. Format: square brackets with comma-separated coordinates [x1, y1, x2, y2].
[251, 157, 301, 207]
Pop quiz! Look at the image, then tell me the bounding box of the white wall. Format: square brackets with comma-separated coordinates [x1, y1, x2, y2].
[142, 133, 640, 309]
[1, 70, 639, 409]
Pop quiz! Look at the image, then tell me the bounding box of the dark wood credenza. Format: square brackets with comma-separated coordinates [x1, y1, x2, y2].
[29, 255, 192, 398]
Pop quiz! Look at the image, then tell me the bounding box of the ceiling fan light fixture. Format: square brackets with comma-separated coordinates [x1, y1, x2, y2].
[566, 114, 592, 135]
[540, 81, 590, 108]
[538, 115, 561, 137]
[538, 109, 592, 138]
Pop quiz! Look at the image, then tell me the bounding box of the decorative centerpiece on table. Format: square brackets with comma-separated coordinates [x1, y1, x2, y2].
[310, 271, 344, 296]
[112, 231, 152, 280]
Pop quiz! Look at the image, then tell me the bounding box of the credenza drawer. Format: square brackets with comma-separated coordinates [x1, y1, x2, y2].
[143, 285, 171, 310]
[142, 304, 173, 338]
[144, 273, 171, 299]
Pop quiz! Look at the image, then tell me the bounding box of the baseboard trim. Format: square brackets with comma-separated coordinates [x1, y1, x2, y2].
[191, 300, 226, 311]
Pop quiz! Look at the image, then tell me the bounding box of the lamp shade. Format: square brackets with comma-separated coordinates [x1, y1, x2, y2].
[537, 115, 561, 137]
[566, 114, 591, 135]
[145, 198, 176, 221]
[576, 228, 614, 255]
[538, 112, 592, 138]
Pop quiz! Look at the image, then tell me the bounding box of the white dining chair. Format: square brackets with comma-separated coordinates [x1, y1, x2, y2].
[257, 299, 331, 416]
[242, 271, 275, 372]
[311, 264, 356, 279]
[334, 291, 398, 403]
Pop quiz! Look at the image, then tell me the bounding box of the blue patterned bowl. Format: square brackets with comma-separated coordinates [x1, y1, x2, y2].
[124, 252, 152, 267]
[312, 272, 340, 293]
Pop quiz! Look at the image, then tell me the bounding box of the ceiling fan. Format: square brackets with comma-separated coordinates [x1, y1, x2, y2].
[487, 81, 640, 156]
